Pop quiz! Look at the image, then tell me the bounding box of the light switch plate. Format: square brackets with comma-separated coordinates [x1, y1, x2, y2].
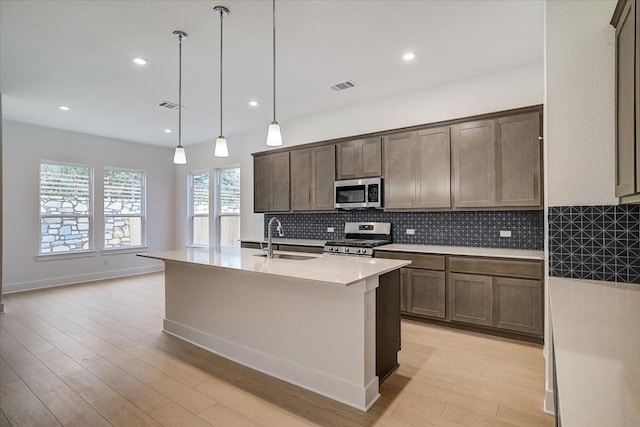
[327, 227, 335, 233]
[406, 229, 415, 235]
[500, 230, 512, 238]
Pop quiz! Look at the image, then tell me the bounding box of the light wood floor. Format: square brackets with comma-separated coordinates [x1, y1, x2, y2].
[0, 273, 554, 427]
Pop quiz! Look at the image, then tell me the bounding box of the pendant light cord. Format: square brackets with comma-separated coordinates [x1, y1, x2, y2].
[272, 0, 276, 123]
[220, 12, 224, 137]
[178, 34, 183, 148]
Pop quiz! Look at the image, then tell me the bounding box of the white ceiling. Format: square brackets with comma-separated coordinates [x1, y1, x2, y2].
[0, 0, 544, 148]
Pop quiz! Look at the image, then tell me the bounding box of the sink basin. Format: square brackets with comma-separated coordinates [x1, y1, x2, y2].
[253, 253, 316, 261]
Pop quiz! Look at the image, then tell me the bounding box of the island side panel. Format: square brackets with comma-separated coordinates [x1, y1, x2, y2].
[162, 260, 380, 411]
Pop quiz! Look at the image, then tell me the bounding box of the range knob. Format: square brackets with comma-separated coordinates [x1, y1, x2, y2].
[356, 248, 362, 254]
[344, 248, 350, 253]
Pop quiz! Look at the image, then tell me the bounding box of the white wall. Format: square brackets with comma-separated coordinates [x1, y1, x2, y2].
[546, 0, 617, 207]
[543, 0, 617, 414]
[2, 120, 175, 292]
[189, 63, 543, 242]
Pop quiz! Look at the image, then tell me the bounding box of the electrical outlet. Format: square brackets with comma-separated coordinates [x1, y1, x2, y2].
[406, 229, 415, 235]
[500, 230, 512, 238]
[327, 227, 335, 233]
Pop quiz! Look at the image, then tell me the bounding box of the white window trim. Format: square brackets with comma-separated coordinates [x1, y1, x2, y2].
[38, 160, 94, 257]
[36, 250, 96, 261]
[103, 166, 146, 250]
[101, 246, 148, 255]
[188, 169, 210, 247]
[215, 166, 241, 247]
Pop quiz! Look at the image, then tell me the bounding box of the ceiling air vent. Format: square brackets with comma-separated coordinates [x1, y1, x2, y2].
[155, 100, 181, 110]
[330, 80, 357, 91]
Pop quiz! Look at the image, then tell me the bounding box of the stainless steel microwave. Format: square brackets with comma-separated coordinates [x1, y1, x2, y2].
[334, 178, 382, 209]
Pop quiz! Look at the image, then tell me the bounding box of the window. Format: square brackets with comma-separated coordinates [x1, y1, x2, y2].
[189, 170, 209, 246]
[104, 168, 145, 249]
[39, 162, 93, 254]
[217, 167, 240, 247]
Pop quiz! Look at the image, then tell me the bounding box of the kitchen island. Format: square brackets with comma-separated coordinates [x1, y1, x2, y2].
[138, 247, 410, 411]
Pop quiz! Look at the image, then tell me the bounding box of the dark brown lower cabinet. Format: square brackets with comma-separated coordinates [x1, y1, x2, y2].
[494, 277, 542, 335]
[378, 251, 544, 342]
[403, 268, 446, 318]
[448, 273, 543, 336]
[448, 273, 494, 327]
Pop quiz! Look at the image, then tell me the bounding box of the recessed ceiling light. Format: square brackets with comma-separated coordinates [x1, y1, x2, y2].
[403, 52, 416, 61]
[59, 105, 70, 111]
[132, 57, 148, 65]
[249, 100, 259, 107]
[164, 129, 173, 133]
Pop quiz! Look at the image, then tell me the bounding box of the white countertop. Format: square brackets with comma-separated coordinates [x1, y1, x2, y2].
[376, 244, 544, 260]
[549, 277, 640, 427]
[139, 247, 410, 287]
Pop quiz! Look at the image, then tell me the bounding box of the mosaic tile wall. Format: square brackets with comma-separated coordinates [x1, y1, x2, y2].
[548, 205, 640, 283]
[264, 210, 544, 249]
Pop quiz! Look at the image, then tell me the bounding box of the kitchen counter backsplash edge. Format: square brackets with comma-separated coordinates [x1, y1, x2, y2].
[263, 210, 543, 250]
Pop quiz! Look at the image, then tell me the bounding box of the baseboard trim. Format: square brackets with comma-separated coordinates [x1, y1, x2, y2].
[544, 390, 556, 415]
[163, 318, 378, 411]
[3, 265, 164, 294]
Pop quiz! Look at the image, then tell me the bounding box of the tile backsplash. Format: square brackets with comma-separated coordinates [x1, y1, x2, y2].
[548, 205, 640, 283]
[263, 210, 544, 249]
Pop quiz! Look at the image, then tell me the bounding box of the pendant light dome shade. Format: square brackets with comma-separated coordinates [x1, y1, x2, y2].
[172, 30, 188, 164]
[266, 0, 283, 147]
[214, 136, 229, 157]
[266, 121, 282, 146]
[214, 6, 230, 157]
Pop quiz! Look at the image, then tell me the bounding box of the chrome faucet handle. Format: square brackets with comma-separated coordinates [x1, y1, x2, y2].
[259, 241, 267, 253]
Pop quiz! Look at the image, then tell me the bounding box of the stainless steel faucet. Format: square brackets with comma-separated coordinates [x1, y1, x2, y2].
[266, 217, 284, 259]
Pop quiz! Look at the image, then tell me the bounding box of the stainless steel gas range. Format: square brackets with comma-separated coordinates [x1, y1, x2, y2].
[323, 222, 391, 257]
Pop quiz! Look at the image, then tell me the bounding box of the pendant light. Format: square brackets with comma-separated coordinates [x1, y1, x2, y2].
[266, 0, 283, 146]
[172, 30, 188, 164]
[214, 6, 230, 157]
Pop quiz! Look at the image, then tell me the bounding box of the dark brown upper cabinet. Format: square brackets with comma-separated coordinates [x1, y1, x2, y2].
[612, 0, 640, 201]
[495, 112, 542, 207]
[253, 152, 290, 213]
[384, 127, 451, 210]
[384, 132, 417, 209]
[336, 137, 382, 180]
[253, 105, 543, 213]
[451, 120, 496, 208]
[291, 145, 336, 211]
[451, 112, 542, 210]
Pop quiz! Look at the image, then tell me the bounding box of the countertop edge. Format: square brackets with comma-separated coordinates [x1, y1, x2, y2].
[138, 250, 411, 287]
[375, 245, 544, 260]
